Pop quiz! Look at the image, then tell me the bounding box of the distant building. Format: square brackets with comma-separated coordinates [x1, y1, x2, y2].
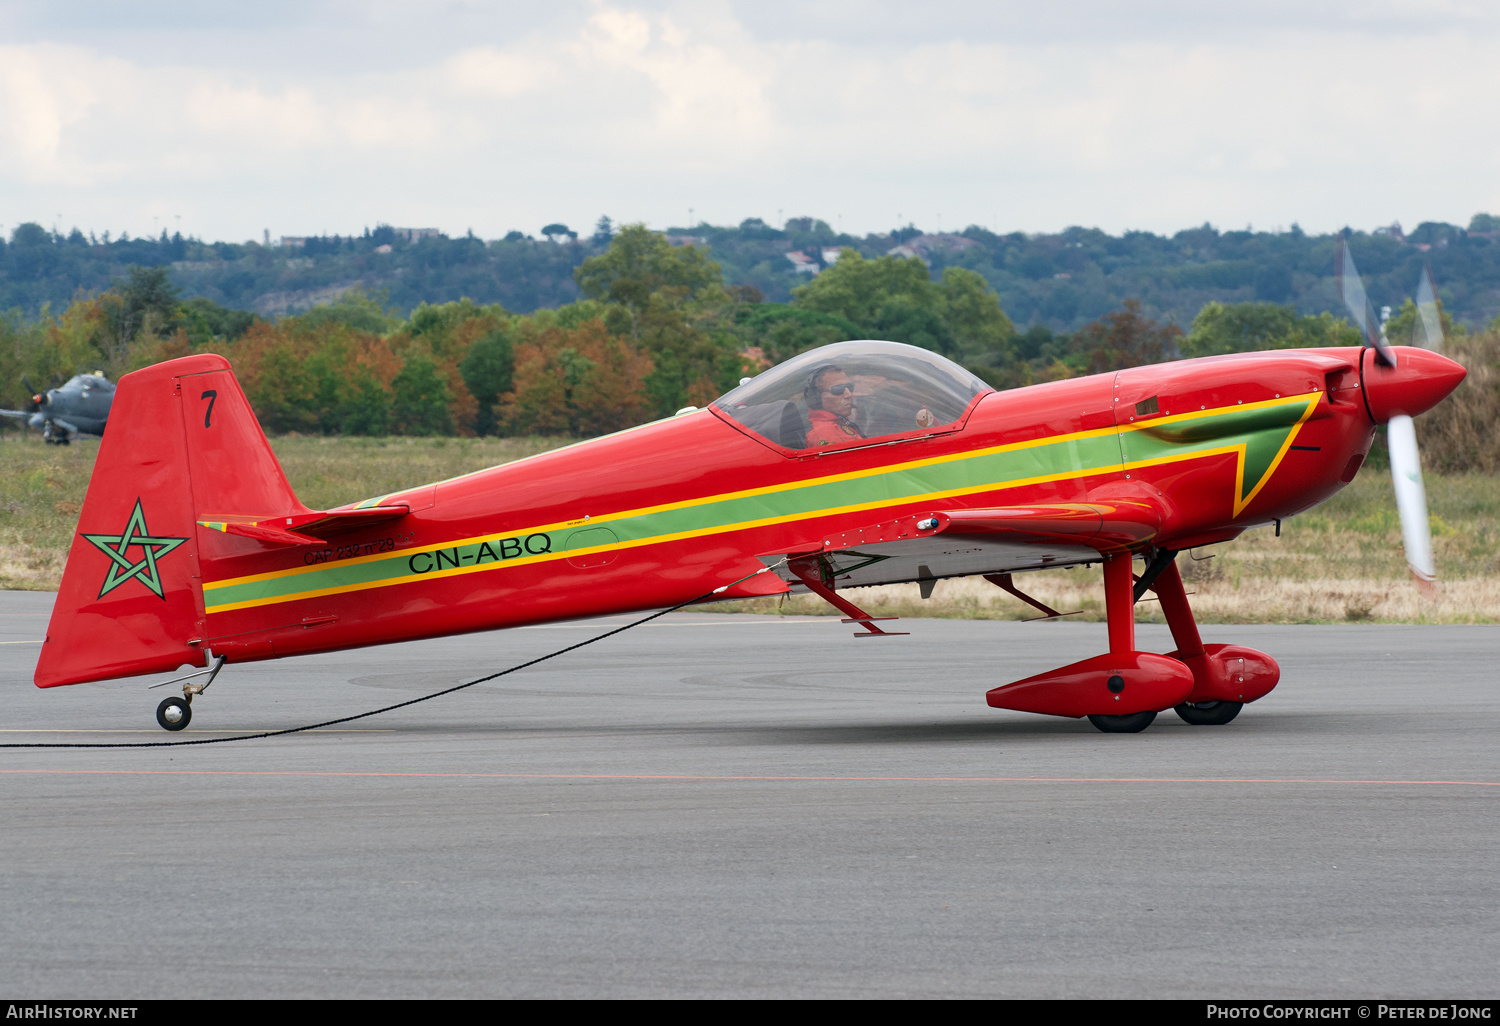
[280, 236, 308, 248]
[885, 233, 978, 265]
[665, 234, 707, 247]
[1373, 222, 1406, 242]
[820, 247, 847, 265]
[784, 250, 819, 274]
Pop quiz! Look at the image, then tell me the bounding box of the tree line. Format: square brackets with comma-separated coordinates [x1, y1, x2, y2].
[3, 212, 1498, 332]
[3, 224, 1497, 470]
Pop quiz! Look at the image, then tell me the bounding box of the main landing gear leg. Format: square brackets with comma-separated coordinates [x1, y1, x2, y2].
[1086, 552, 1158, 734]
[1150, 560, 1279, 724]
[1153, 560, 1238, 725]
[985, 551, 1194, 729]
[151, 653, 227, 731]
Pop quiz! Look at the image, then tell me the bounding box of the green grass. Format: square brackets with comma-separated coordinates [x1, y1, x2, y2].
[264, 434, 575, 509]
[0, 432, 572, 590]
[1236, 472, 1500, 582]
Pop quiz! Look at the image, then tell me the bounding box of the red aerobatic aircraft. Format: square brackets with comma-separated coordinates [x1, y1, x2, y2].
[34, 332, 1464, 733]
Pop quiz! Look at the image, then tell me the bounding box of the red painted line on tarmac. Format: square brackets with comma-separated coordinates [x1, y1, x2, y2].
[0, 769, 1495, 787]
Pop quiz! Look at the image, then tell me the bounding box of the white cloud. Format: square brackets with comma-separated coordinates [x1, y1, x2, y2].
[0, 44, 110, 185]
[578, 6, 772, 144]
[447, 47, 556, 99]
[2, 2, 1498, 240]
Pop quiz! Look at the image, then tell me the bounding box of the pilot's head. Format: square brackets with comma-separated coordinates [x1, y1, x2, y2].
[805, 365, 856, 420]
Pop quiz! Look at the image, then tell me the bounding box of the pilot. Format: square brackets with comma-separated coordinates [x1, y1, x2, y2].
[804, 365, 864, 446]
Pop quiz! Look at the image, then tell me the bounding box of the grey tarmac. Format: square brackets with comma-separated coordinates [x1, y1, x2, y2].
[0, 589, 1495, 999]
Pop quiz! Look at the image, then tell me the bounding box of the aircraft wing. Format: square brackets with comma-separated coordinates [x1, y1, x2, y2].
[0, 409, 31, 420]
[198, 504, 412, 546]
[758, 500, 1160, 590]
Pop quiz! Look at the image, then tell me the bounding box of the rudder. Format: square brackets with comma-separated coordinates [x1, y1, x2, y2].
[35, 353, 306, 687]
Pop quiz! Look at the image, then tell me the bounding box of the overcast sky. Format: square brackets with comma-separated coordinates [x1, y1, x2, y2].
[2, 0, 1497, 242]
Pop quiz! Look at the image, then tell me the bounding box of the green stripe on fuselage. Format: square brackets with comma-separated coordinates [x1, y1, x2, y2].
[202, 394, 1315, 611]
[1122, 398, 1314, 502]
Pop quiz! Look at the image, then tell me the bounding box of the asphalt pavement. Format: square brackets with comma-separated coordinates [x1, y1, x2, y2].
[1, 589, 1495, 998]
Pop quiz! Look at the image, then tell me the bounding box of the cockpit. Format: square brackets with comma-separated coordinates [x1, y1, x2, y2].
[712, 340, 991, 452]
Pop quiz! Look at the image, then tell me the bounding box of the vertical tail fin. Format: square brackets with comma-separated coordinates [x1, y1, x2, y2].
[35, 354, 306, 687]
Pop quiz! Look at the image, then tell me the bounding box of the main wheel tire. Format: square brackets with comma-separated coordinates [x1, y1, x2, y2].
[1174, 700, 1243, 725]
[1087, 710, 1156, 733]
[156, 696, 192, 732]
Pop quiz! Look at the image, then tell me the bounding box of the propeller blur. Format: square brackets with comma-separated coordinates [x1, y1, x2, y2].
[1337, 240, 1396, 368]
[1387, 414, 1434, 585]
[1337, 247, 1458, 588]
[1414, 264, 1444, 353]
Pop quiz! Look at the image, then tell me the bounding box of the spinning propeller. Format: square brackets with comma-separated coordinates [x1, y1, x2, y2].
[1336, 239, 1395, 368]
[20, 375, 45, 412]
[1337, 243, 1442, 586]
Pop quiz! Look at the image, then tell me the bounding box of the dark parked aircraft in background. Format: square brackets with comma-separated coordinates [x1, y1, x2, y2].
[1, 373, 114, 443]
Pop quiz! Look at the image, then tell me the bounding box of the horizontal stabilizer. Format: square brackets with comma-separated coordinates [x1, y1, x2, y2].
[198, 505, 410, 547]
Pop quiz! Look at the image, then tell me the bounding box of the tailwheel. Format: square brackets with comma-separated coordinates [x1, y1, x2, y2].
[1087, 710, 1156, 733]
[1174, 700, 1243, 726]
[156, 695, 192, 732]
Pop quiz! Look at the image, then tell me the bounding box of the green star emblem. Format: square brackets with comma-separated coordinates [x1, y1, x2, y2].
[82, 499, 188, 600]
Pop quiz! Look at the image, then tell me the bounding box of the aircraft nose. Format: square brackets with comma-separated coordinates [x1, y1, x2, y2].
[1361, 346, 1467, 423]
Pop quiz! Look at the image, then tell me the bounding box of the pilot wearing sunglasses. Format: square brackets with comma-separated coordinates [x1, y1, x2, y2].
[803, 365, 864, 447]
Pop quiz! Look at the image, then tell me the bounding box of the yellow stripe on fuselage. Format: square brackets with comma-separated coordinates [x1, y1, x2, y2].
[200, 392, 1320, 612]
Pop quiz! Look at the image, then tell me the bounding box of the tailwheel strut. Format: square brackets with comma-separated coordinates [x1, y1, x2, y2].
[149, 653, 227, 731]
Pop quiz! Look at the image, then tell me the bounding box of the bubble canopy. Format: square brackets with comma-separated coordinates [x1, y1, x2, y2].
[712, 340, 991, 452]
